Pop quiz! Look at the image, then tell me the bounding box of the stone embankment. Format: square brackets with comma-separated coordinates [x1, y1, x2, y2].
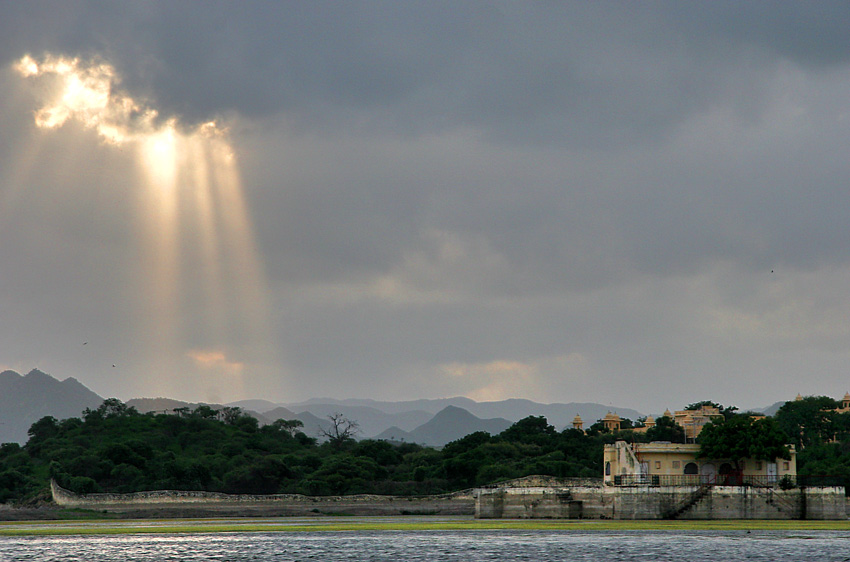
[51, 476, 848, 520]
[50, 480, 474, 517]
[475, 476, 849, 520]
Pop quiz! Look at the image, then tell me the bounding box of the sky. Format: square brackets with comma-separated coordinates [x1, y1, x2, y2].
[2, 1, 850, 415]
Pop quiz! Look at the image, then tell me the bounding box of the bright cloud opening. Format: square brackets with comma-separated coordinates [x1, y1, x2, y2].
[14, 53, 274, 400]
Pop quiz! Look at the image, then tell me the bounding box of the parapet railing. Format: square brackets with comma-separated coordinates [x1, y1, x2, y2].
[612, 474, 800, 487]
[476, 476, 604, 490]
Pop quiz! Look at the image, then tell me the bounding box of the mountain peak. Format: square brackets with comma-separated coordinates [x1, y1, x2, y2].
[404, 405, 512, 447]
[433, 404, 476, 419]
[1, 368, 104, 444]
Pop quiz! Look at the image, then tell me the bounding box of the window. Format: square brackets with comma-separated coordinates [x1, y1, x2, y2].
[672, 461, 680, 469]
[605, 461, 611, 476]
[684, 462, 699, 475]
[783, 462, 790, 471]
[756, 461, 762, 471]
[655, 461, 661, 470]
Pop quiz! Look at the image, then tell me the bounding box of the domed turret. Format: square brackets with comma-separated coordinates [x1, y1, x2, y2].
[572, 414, 584, 431]
[602, 411, 621, 432]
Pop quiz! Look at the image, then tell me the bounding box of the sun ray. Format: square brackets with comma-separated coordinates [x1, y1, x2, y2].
[136, 124, 182, 391]
[185, 135, 228, 346]
[12, 53, 277, 401]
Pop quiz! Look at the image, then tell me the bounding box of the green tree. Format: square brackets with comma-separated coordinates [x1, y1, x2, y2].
[774, 396, 839, 448]
[270, 419, 305, 438]
[192, 405, 219, 419]
[219, 406, 245, 425]
[26, 416, 59, 442]
[499, 416, 556, 444]
[698, 415, 790, 472]
[685, 400, 738, 419]
[645, 415, 686, 443]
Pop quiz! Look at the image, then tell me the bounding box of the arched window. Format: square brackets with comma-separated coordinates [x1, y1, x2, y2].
[605, 461, 611, 476]
[684, 462, 698, 475]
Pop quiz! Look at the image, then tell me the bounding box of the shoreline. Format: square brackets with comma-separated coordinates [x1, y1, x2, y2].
[2, 515, 850, 536]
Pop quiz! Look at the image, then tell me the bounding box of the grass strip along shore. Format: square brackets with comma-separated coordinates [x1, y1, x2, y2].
[2, 517, 850, 536]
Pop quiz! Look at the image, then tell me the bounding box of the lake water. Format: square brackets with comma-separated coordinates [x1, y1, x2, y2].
[3, 530, 850, 561]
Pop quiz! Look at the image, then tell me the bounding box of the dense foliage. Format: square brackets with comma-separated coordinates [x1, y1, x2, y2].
[697, 415, 790, 471]
[4, 396, 850, 504]
[0, 404, 632, 504]
[773, 396, 850, 487]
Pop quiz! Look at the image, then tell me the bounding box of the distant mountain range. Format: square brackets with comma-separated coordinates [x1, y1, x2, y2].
[0, 368, 787, 447]
[275, 397, 645, 435]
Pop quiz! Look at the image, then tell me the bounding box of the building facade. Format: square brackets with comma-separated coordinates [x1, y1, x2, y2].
[603, 440, 796, 486]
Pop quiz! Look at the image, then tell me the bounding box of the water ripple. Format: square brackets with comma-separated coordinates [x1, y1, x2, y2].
[4, 530, 850, 562]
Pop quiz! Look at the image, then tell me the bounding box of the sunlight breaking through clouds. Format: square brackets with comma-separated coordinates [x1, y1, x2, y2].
[14, 54, 275, 400]
[15, 54, 156, 144]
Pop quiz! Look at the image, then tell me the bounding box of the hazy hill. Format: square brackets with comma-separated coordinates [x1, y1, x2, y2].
[127, 398, 272, 425]
[286, 396, 479, 416]
[758, 401, 786, 417]
[126, 397, 195, 414]
[292, 410, 332, 440]
[285, 397, 644, 431]
[464, 399, 645, 429]
[375, 405, 513, 447]
[374, 425, 414, 443]
[225, 399, 281, 413]
[0, 369, 104, 444]
[283, 403, 432, 439]
[263, 406, 298, 421]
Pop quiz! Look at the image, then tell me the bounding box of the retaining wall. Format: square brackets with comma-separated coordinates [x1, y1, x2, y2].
[51, 480, 474, 516]
[475, 479, 848, 520]
[475, 486, 613, 519]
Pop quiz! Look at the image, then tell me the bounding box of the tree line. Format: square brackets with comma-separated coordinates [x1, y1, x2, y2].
[2, 396, 850, 504]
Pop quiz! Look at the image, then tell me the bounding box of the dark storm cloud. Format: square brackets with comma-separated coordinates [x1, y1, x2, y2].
[5, 2, 849, 147]
[4, 2, 850, 410]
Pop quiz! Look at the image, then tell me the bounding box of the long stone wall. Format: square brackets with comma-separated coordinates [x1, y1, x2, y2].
[51, 477, 848, 520]
[475, 478, 848, 520]
[51, 480, 474, 516]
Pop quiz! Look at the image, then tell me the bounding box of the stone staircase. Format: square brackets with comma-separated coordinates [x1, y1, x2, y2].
[663, 485, 711, 519]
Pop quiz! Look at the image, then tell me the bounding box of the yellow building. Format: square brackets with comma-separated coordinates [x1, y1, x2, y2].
[601, 412, 621, 432]
[603, 440, 797, 486]
[594, 412, 657, 434]
[673, 406, 724, 441]
[630, 415, 655, 434]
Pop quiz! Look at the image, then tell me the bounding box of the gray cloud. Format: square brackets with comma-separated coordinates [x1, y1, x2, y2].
[3, 2, 850, 412]
[8, 2, 848, 146]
